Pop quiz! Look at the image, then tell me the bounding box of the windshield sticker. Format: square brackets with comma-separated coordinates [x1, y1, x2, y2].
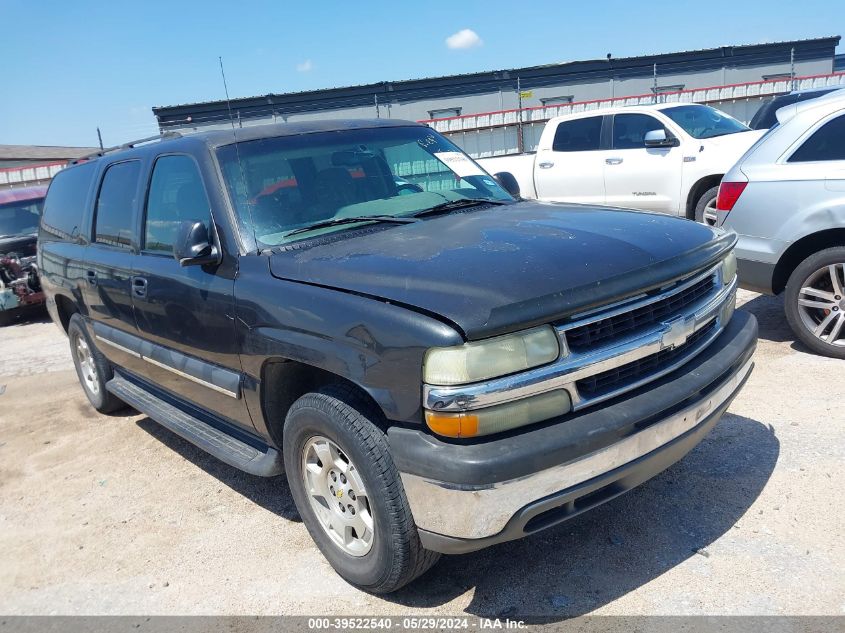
[433, 152, 485, 178]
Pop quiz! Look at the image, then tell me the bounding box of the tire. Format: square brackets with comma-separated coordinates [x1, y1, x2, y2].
[68, 314, 125, 413]
[694, 185, 720, 226]
[784, 246, 845, 359]
[283, 386, 440, 593]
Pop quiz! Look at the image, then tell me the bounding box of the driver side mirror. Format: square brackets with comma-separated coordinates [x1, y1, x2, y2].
[494, 172, 521, 199]
[173, 220, 220, 267]
[644, 129, 678, 148]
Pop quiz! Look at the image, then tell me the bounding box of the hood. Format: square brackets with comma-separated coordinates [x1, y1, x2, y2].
[269, 202, 734, 340]
[0, 233, 36, 257]
[701, 129, 766, 153]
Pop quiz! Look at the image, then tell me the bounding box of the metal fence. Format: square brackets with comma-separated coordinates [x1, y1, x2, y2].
[422, 72, 845, 158]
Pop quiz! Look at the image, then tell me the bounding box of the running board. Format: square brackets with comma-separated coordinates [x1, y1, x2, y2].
[106, 375, 283, 477]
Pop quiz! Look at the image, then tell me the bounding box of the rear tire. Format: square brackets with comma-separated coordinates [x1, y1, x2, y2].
[68, 314, 125, 413]
[694, 186, 720, 226]
[784, 247, 845, 359]
[283, 386, 440, 593]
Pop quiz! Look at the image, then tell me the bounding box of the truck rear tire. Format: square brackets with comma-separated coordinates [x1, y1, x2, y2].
[283, 386, 440, 593]
[694, 186, 720, 226]
[784, 247, 845, 359]
[68, 314, 125, 413]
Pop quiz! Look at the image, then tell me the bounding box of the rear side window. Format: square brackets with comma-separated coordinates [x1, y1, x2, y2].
[144, 155, 211, 253]
[40, 162, 96, 241]
[612, 114, 667, 149]
[552, 116, 603, 152]
[94, 161, 141, 248]
[788, 114, 845, 162]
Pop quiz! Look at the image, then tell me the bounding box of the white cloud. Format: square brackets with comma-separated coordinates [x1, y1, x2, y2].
[445, 29, 483, 50]
[296, 59, 313, 72]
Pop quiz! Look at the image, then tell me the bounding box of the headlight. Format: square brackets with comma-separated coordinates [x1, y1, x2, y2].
[423, 325, 560, 386]
[721, 250, 737, 285]
[425, 390, 572, 438]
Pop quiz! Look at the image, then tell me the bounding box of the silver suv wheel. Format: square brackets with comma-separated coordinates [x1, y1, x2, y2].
[301, 435, 374, 556]
[74, 335, 100, 395]
[796, 264, 845, 346]
[702, 198, 718, 226]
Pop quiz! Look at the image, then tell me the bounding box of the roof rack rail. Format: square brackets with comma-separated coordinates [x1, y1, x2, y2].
[72, 131, 182, 164]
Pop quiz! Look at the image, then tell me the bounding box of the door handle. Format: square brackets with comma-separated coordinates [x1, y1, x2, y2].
[131, 276, 148, 299]
[538, 161, 554, 169]
[605, 158, 624, 165]
[85, 270, 97, 286]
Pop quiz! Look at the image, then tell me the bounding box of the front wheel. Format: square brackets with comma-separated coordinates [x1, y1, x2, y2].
[283, 387, 440, 593]
[784, 247, 845, 359]
[694, 185, 720, 226]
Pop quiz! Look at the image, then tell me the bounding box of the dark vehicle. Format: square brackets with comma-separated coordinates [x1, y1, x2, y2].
[0, 185, 47, 325]
[749, 87, 843, 129]
[39, 120, 757, 593]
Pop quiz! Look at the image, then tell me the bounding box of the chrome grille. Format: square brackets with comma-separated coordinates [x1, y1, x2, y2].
[423, 262, 736, 417]
[576, 320, 718, 397]
[566, 274, 716, 351]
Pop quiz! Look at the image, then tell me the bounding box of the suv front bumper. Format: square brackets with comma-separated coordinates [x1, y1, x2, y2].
[388, 310, 757, 554]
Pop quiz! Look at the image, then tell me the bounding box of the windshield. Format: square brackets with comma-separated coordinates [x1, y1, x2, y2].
[749, 89, 838, 130]
[0, 198, 43, 238]
[661, 105, 749, 139]
[216, 126, 512, 246]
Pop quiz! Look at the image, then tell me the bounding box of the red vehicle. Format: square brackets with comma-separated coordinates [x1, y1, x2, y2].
[0, 185, 47, 325]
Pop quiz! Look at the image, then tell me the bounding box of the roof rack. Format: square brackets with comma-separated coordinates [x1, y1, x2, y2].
[72, 131, 182, 164]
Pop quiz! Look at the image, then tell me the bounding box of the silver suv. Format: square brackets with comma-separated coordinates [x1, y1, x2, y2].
[717, 89, 845, 358]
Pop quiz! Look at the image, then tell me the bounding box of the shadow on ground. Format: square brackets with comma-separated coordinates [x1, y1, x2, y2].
[738, 293, 793, 343]
[388, 414, 778, 619]
[135, 418, 300, 521]
[137, 409, 777, 620]
[739, 292, 821, 357]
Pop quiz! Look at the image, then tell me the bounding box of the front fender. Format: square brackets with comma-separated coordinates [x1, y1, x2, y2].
[234, 256, 463, 430]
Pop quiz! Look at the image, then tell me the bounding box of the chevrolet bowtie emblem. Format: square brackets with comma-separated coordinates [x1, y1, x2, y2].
[660, 316, 693, 350]
[336, 490, 344, 498]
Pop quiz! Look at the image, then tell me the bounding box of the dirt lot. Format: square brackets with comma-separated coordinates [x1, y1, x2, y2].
[0, 290, 843, 617]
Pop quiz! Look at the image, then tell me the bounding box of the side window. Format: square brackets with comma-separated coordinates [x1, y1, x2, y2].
[612, 114, 667, 150]
[94, 161, 141, 248]
[552, 116, 603, 152]
[788, 114, 845, 163]
[40, 161, 96, 241]
[144, 155, 211, 253]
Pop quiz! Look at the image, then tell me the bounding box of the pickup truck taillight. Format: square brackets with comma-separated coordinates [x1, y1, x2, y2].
[716, 181, 748, 212]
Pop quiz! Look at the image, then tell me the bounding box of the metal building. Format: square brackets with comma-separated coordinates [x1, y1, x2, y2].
[0, 145, 98, 190]
[152, 36, 842, 157]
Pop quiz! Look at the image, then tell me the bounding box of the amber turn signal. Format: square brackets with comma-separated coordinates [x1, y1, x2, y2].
[424, 410, 480, 438]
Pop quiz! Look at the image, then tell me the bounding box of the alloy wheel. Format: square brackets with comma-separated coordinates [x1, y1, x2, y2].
[796, 263, 845, 347]
[702, 198, 718, 226]
[74, 335, 100, 395]
[301, 435, 374, 556]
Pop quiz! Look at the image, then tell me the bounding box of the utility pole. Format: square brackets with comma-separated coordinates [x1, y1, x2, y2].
[96, 127, 104, 150]
[516, 76, 524, 153]
[790, 47, 796, 91]
[653, 63, 658, 104]
[374, 94, 380, 119]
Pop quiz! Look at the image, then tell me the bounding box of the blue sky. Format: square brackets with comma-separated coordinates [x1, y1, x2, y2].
[1, 0, 842, 147]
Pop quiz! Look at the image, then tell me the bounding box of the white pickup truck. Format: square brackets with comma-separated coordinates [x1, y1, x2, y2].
[478, 103, 765, 224]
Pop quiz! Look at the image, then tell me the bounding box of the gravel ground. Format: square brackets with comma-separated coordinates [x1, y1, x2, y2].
[0, 290, 843, 618]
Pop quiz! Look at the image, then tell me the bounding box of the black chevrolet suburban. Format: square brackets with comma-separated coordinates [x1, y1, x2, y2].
[38, 120, 757, 593]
